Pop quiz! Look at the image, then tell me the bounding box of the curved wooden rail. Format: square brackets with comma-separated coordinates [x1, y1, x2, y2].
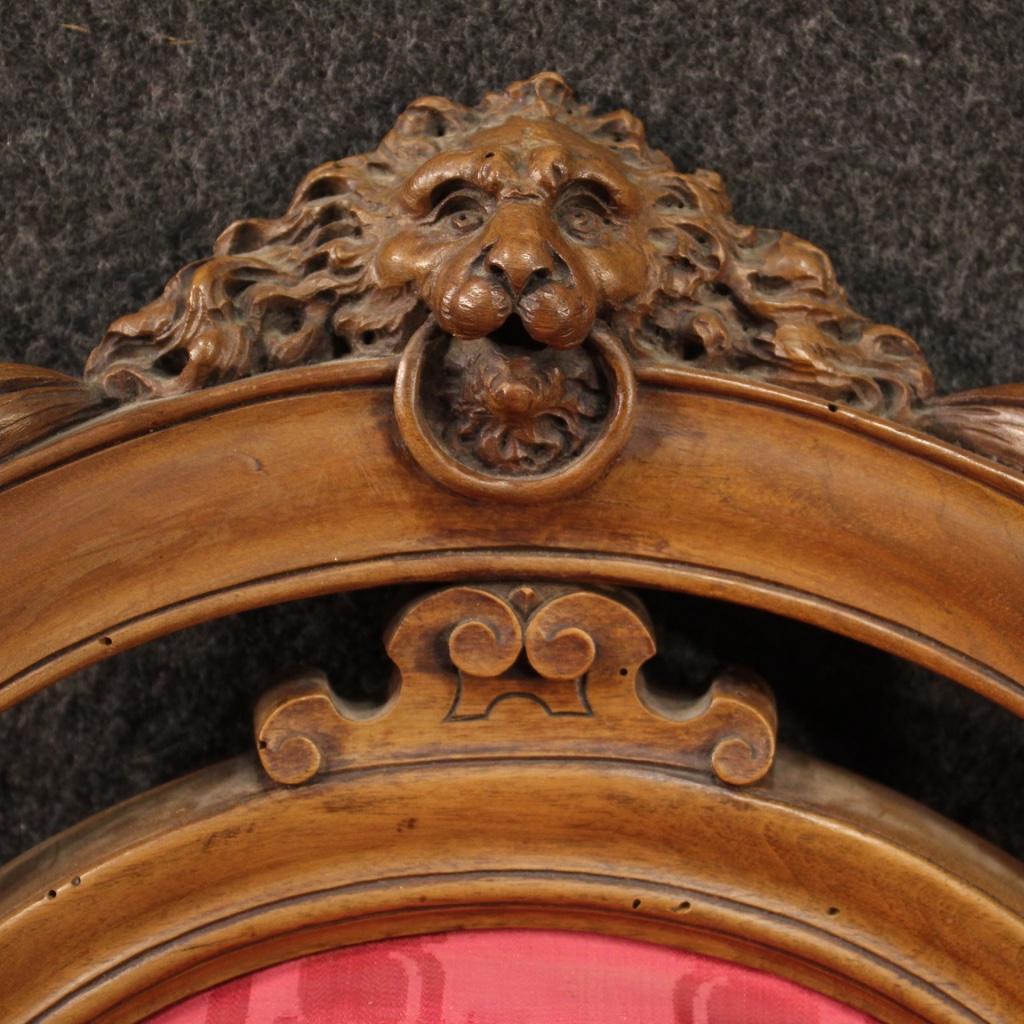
[0, 750, 1021, 1023]
[2, 360, 1024, 715]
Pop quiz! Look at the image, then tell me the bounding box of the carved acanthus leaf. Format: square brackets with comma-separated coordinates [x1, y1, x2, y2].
[909, 385, 1024, 469]
[0, 366, 108, 460]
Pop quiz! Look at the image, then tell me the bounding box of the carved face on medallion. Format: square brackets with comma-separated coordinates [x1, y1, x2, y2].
[373, 115, 655, 490]
[379, 117, 652, 485]
[84, 73, 934, 498]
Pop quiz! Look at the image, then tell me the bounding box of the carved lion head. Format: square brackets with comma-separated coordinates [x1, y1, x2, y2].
[86, 72, 933, 418]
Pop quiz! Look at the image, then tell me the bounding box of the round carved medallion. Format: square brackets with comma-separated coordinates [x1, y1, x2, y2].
[394, 318, 636, 501]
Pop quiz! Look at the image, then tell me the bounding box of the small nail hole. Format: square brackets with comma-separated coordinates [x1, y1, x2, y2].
[47, 890, 57, 900]
[99, 636, 113, 646]
[257, 739, 268, 750]
[631, 898, 642, 909]
[675, 900, 691, 912]
[619, 667, 629, 676]
[827, 906, 840, 916]
[827, 403, 838, 413]
[71, 876, 81, 886]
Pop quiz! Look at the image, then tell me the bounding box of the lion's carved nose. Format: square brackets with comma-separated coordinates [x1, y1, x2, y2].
[485, 242, 554, 296]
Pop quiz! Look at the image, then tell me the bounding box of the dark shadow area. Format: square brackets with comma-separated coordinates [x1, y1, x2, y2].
[640, 589, 1024, 856]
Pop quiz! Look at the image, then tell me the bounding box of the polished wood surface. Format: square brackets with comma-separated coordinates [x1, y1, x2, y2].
[78, 71, 935, 426]
[1, 363, 1023, 715]
[255, 583, 777, 786]
[0, 71, 1021, 1024]
[5, 74, 1024, 472]
[0, 749, 1020, 1023]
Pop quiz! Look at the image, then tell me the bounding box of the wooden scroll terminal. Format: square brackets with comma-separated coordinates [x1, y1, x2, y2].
[255, 583, 777, 786]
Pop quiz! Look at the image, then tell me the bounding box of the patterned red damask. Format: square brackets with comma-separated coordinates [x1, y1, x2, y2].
[150, 930, 876, 1024]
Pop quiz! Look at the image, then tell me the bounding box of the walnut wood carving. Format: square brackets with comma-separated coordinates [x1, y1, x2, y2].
[0, 71, 1022, 1024]
[84, 72, 932, 419]
[255, 583, 777, 786]
[3, 364, 1024, 718]
[1, 750, 1021, 1023]
[1, 73, 1022, 483]
[0, 364, 108, 461]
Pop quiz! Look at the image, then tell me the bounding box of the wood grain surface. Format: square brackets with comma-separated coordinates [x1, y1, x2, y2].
[1, 70, 1021, 1024]
[255, 582, 777, 786]
[0, 749, 1020, 1023]
[1, 362, 1023, 715]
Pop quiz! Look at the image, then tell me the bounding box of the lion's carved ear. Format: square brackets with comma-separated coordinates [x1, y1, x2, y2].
[388, 96, 469, 149]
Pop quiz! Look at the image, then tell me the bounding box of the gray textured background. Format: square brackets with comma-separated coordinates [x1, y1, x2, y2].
[1, 0, 1022, 864]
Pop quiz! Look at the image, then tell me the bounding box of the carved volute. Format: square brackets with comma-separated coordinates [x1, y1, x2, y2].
[255, 583, 777, 787]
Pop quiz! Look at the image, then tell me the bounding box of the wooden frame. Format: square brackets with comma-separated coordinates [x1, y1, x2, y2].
[3, 750, 1022, 1023]
[1, 73, 1022, 1023]
[2, 361, 1023, 714]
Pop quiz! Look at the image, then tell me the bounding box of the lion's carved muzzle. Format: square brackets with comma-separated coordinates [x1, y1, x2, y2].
[431, 203, 598, 350]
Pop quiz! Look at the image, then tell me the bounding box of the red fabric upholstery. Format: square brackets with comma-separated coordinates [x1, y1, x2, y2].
[151, 929, 875, 1023]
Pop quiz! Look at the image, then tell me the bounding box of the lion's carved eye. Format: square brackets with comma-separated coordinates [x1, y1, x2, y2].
[449, 205, 485, 233]
[433, 191, 489, 234]
[557, 192, 612, 242]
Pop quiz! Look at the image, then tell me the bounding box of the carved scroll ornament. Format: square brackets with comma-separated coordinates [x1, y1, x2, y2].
[255, 582, 778, 787]
[2, 72, 1023, 491]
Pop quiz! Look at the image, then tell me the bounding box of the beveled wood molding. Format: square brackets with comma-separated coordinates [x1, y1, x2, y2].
[255, 583, 777, 786]
[1, 749, 1020, 1023]
[1, 75, 1023, 722]
[1, 363, 1024, 718]
[1, 73, 1023, 479]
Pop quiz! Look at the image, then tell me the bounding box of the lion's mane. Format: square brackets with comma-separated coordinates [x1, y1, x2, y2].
[85, 72, 933, 417]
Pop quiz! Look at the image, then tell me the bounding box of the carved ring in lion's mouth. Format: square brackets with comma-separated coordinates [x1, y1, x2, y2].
[432, 315, 609, 476]
[393, 315, 637, 502]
